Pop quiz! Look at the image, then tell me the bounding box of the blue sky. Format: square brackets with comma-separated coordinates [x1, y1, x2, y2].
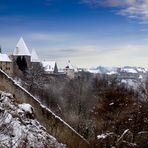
[1, 0, 148, 68]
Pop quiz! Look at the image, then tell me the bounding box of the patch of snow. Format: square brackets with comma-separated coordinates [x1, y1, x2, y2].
[139, 75, 143, 79]
[87, 69, 99, 74]
[97, 132, 114, 140]
[0, 53, 12, 62]
[13, 79, 22, 87]
[97, 134, 107, 139]
[0, 91, 66, 147]
[137, 67, 146, 73]
[121, 67, 138, 73]
[88, 66, 108, 74]
[4, 113, 12, 124]
[87, 66, 118, 74]
[120, 78, 140, 90]
[107, 71, 117, 75]
[109, 102, 114, 106]
[127, 79, 136, 87]
[18, 103, 33, 114]
[121, 79, 127, 84]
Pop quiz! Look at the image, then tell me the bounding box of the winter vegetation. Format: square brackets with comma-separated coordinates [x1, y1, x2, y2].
[13, 63, 148, 147]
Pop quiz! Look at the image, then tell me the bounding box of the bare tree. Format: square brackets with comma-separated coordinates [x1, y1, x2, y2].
[23, 63, 45, 92]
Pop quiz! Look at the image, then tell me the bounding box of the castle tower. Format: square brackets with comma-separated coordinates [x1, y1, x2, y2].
[0, 53, 13, 76]
[12, 37, 31, 75]
[31, 48, 40, 63]
[30, 48, 41, 68]
[13, 37, 30, 56]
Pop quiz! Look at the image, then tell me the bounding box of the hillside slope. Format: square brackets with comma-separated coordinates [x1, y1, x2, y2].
[0, 90, 66, 148]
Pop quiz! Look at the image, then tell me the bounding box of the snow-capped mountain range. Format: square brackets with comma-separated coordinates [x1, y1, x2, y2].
[87, 66, 148, 92]
[87, 66, 148, 75]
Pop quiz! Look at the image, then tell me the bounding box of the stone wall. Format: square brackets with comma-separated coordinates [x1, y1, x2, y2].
[0, 70, 90, 148]
[11, 55, 31, 76]
[0, 61, 13, 76]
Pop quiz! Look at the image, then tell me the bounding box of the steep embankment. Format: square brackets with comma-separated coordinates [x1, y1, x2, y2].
[0, 69, 90, 148]
[0, 90, 65, 147]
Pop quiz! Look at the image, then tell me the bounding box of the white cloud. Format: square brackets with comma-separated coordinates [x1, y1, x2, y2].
[82, 0, 136, 7]
[82, 0, 148, 21]
[61, 44, 148, 68]
[44, 43, 148, 68]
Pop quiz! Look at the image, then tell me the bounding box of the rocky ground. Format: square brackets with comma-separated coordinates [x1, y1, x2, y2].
[0, 90, 66, 148]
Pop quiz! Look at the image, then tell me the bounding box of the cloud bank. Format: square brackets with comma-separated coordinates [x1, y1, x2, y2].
[82, 0, 148, 21]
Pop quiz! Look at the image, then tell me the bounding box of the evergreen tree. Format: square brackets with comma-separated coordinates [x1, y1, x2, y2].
[0, 45, 2, 53]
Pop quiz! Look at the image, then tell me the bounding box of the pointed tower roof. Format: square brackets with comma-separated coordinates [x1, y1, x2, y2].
[65, 60, 78, 72]
[13, 37, 31, 56]
[65, 60, 74, 69]
[0, 53, 11, 62]
[31, 48, 40, 62]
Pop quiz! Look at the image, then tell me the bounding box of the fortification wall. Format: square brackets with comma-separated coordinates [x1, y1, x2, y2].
[0, 70, 90, 148]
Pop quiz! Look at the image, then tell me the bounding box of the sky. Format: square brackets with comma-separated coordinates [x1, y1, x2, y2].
[1, 0, 148, 68]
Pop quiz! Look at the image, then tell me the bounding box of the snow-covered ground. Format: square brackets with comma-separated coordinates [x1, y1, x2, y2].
[97, 132, 114, 140]
[120, 79, 141, 90]
[0, 91, 66, 148]
[120, 67, 138, 73]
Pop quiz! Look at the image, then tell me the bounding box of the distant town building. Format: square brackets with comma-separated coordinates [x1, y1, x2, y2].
[0, 53, 13, 75]
[64, 60, 75, 79]
[42, 61, 58, 74]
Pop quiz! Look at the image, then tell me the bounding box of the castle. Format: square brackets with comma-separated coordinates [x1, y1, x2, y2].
[0, 37, 58, 76]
